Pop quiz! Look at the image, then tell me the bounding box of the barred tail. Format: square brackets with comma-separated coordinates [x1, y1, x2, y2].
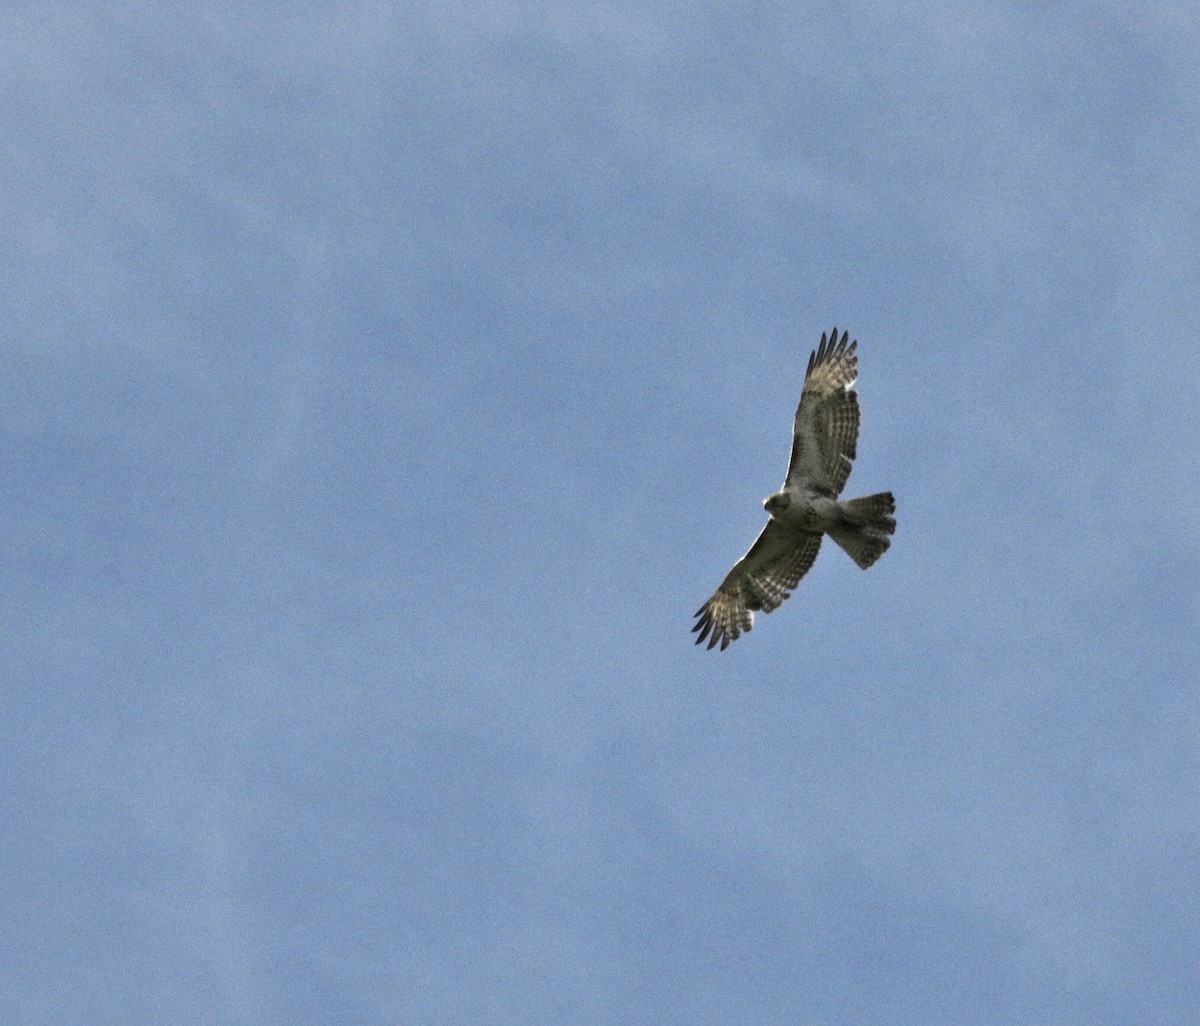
[829, 491, 896, 569]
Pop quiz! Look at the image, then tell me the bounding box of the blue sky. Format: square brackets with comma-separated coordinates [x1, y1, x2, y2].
[3, 3, 1197, 1023]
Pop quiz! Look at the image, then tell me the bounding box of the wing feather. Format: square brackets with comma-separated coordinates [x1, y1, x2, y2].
[786, 327, 861, 496]
[692, 523, 823, 650]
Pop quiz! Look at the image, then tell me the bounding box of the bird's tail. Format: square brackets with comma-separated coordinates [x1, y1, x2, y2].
[829, 492, 896, 569]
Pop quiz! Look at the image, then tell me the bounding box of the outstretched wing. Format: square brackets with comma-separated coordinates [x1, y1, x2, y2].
[692, 522, 823, 650]
[785, 327, 860, 496]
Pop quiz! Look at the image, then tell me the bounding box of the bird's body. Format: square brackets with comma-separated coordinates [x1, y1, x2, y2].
[692, 328, 895, 650]
[763, 487, 841, 533]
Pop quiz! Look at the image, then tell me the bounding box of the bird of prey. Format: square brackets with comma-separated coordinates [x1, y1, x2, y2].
[692, 328, 895, 650]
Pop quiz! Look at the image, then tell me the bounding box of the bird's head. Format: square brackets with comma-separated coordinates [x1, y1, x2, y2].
[763, 491, 791, 516]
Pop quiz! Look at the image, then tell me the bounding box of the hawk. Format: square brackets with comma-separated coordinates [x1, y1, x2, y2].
[693, 328, 895, 650]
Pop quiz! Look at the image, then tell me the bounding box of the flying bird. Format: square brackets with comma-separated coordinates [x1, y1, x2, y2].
[693, 328, 895, 650]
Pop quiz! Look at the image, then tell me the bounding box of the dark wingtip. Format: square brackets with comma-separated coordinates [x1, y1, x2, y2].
[812, 327, 856, 373]
[693, 608, 732, 651]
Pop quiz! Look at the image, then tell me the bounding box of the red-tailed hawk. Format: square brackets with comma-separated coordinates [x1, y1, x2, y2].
[693, 328, 895, 650]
